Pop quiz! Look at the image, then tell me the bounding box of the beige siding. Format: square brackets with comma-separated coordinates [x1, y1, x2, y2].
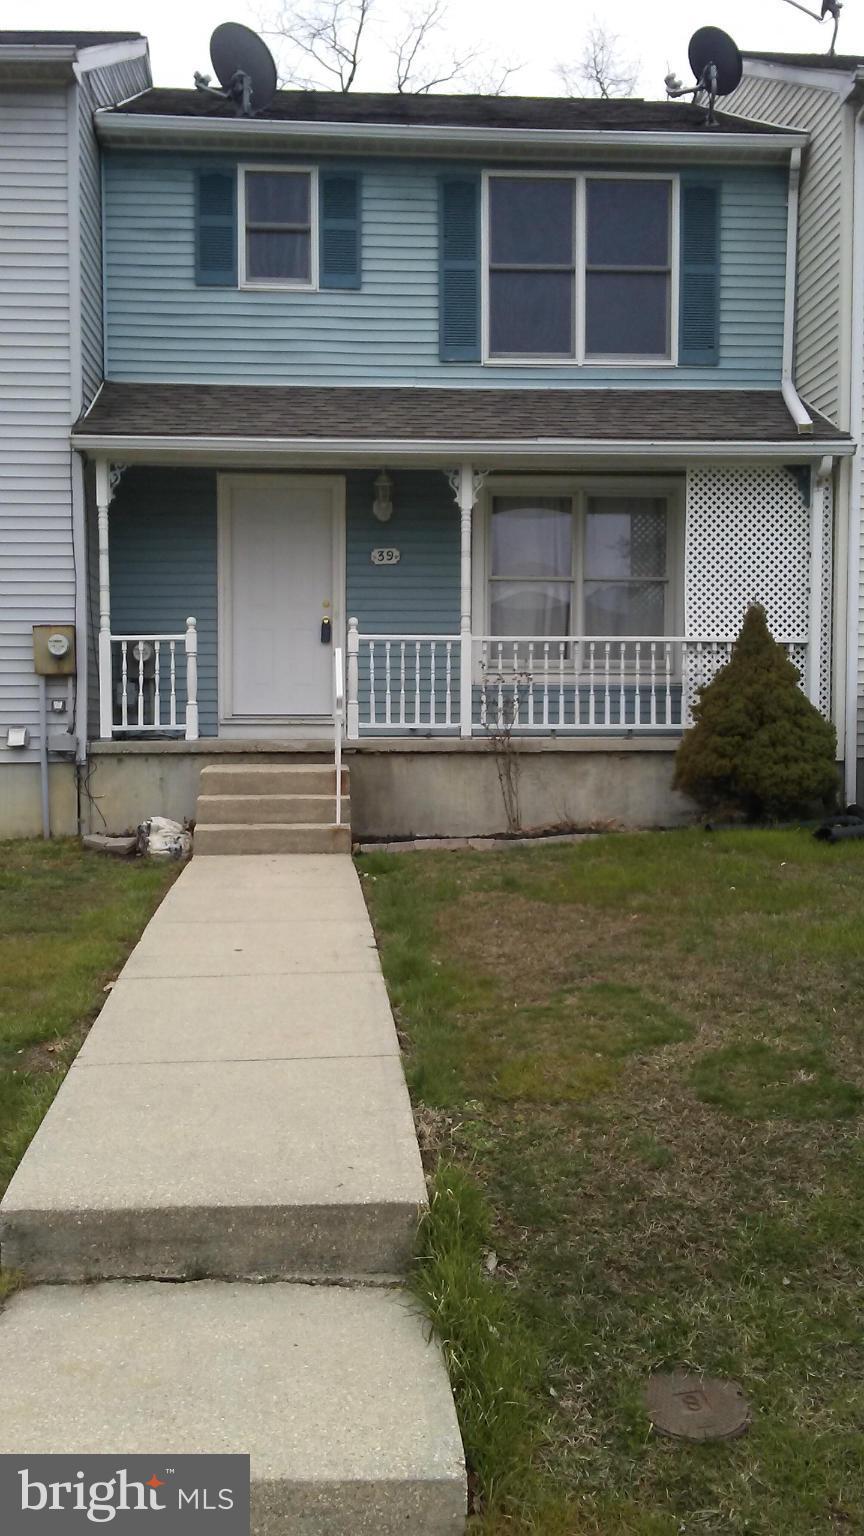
[727, 72, 849, 425]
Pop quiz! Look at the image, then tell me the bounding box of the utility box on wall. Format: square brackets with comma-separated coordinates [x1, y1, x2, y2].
[32, 624, 76, 677]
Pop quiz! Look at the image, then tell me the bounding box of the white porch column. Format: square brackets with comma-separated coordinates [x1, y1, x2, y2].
[450, 462, 486, 738]
[184, 618, 199, 741]
[806, 456, 833, 710]
[346, 617, 360, 740]
[95, 459, 113, 740]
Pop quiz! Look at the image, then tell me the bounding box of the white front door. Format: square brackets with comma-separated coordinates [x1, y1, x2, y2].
[220, 475, 342, 720]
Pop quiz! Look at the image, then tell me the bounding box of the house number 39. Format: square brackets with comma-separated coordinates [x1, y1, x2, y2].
[371, 548, 401, 565]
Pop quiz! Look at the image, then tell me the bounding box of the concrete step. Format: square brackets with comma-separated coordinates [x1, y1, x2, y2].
[0, 1281, 466, 1535]
[199, 793, 349, 826]
[195, 823, 351, 855]
[0, 1047, 424, 1282]
[200, 763, 349, 796]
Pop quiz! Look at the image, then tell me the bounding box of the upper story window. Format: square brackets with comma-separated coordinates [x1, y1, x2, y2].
[485, 174, 675, 363]
[239, 167, 317, 288]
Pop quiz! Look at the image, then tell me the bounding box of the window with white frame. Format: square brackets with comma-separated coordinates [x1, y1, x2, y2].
[487, 489, 676, 640]
[486, 174, 674, 361]
[240, 167, 315, 287]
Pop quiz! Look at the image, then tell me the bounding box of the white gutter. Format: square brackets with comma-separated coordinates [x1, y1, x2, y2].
[71, 432, 853, 461]
[845, 106, 864, 802]
[781, 149, 813, 434]
[0, 44, 77, 62]
[75, 39, 149, 72]
[94, 110, 808, 159]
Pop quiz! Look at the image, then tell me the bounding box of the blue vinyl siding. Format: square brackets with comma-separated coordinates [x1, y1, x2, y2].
[346, 471, 459, 630]
[104, 153, 788, 388]
[109, 468, 218, 737]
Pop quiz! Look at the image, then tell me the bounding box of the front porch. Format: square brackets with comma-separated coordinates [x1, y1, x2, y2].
[88, 459, 831, 747]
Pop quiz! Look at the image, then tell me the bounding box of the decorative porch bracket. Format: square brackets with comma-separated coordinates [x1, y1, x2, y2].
[447, 464, 489, 737]
[806, 455, 833, 711]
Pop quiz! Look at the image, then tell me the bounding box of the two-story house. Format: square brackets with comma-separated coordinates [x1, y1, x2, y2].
[727, 52, 864, 806]
[63, 87, 853, 843]
[0, 31, 151, 836]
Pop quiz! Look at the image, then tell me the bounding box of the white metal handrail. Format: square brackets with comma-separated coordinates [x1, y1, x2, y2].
[108, 617, 199, 740]
[333, 644, 344, 827]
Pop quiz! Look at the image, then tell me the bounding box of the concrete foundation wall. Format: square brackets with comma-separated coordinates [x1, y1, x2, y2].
[82, 741, 695, 838]
[0, 762, 78, 838]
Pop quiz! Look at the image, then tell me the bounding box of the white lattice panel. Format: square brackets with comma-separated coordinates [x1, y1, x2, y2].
[686, 465, 809, 641]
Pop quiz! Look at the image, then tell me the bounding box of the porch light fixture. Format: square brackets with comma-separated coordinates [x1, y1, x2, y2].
[372, 468, 394, 523]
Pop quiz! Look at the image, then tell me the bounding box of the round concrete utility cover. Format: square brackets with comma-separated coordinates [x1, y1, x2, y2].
[645, 1371, 750, 1441]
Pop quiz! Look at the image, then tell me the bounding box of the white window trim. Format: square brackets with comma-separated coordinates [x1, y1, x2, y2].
[238, 164, 319, 291]
[481, 170, 680, 368]
[472, 475, 685, 666]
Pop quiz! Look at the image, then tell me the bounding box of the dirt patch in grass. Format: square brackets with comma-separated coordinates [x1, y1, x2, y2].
[361, 830, 864, 1534]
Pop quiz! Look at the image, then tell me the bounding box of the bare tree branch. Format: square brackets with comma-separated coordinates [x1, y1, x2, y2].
[558, 22, 638, 99]
[461, 59, 521, 97]
[391, 2, 481, 93]
[265, 0, 373, 91]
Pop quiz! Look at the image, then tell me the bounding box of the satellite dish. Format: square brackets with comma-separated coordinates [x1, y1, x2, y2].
[688, 28, 743, 98]
[194, 22, 277, 117]
[665, 26, 743, 127]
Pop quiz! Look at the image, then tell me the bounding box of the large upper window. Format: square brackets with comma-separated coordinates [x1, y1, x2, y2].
[240, 167, 316, 288]
[487, 489, 675, 639]
[486, 175, 674, 362]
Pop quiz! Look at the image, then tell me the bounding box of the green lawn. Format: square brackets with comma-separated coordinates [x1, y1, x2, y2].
[0, 839, 178, 1210]
[360, 830, 864, 1534]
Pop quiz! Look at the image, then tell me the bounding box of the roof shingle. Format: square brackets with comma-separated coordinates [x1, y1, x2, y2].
[74, 383, 848, 445]
[0, 31, 143, 47]
[107, 88, 795, 135]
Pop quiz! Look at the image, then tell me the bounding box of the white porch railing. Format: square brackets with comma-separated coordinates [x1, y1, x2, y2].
[105, 617, 199, 739]
[346, 625, 808, 737]
[348, 630, 460, 732]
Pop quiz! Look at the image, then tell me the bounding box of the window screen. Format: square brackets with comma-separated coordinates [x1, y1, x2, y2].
[244, 170, 312, 284]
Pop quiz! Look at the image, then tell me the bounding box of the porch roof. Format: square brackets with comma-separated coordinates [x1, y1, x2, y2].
[73, 383, 852, 465]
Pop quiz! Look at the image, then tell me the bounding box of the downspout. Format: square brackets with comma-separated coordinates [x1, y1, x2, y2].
[844, 107, 864, 802]
[781, 148, 813, 433]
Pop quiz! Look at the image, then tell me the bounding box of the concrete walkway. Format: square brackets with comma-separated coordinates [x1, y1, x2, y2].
[0, 855, 466, 1533]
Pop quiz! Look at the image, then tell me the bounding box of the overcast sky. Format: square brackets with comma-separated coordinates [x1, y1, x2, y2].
[14, 0, 864, 97]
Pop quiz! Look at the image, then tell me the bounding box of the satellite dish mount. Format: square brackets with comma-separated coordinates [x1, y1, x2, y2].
[194, 22, 277, 117]
[665, 27, 743, 128]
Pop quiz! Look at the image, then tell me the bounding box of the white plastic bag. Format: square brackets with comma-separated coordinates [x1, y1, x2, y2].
[138, 815, 192, 861]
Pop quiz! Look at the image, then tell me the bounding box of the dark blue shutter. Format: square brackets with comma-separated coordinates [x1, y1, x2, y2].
[195, 168, 237, 287]
[679, 180, 720, 366]
[319, 172, 362, 289]
[439, 175, 480, 362]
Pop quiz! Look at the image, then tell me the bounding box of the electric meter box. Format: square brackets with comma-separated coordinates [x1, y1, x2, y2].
[32, 624, 76, 677]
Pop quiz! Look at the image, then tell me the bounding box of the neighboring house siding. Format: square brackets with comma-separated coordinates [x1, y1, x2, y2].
[77, 56, 151, 408]
[103, 154, 788, 388]
[726, 72, 849, 423]
[727, 69, 862, 767]
[0, 86, 73, 765]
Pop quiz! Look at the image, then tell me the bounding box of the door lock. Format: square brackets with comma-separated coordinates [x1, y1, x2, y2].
[320, 616, 332, 644]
